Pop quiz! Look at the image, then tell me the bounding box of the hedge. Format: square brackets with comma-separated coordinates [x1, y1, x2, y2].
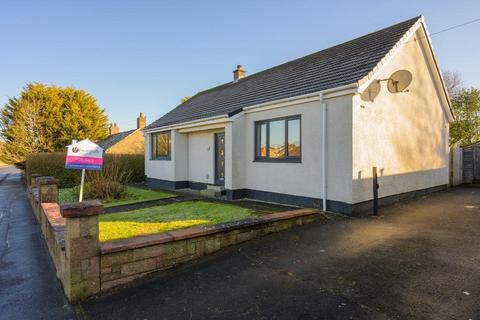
[26, 152, 144, 188]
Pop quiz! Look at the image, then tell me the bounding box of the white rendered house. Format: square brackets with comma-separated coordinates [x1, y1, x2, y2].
[143, 16, 453, 215]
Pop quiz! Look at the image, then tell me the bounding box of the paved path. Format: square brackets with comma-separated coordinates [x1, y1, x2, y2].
[79, 187, 480, 320]
[0, 166, 76, 319]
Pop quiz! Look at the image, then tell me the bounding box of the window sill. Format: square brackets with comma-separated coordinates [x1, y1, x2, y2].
[150, 157, 171, 161]
[253, 158, 302, 163]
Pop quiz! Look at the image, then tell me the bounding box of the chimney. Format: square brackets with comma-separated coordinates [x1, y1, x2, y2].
[233, 65, 246, 82]
[109, 122, 120, 136]
[137, 112, 147, 129]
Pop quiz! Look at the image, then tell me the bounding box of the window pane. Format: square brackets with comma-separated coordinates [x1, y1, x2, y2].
[153, 132, 170, 158]
[256, 123, 267, 157]
[287, 119, 301, 157]
[269, 120, 285, 158]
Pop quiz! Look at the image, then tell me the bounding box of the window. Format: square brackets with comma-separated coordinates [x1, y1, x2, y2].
[151, 131, 171, 160]
[254, 116, 301, 162]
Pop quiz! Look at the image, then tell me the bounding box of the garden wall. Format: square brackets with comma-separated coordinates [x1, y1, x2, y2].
[27, 174, 324, 302]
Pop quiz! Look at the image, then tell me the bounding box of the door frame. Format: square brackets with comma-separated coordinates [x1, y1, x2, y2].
[214, 132, 225, 186]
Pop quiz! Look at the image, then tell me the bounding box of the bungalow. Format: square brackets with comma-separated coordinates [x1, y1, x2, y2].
[99, 113, 147, 154]
[143, 16, 453, 215]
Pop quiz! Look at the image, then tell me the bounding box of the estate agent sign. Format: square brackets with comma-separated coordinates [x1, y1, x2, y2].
[65, 139, 104, 201]
[65, 139, 103, 170]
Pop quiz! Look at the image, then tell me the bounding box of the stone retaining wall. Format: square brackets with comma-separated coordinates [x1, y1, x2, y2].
[27, 173, 324, 302]
[99, 209, 322, 290]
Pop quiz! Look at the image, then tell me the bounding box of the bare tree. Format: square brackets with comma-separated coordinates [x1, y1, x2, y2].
[443, 70, 463, 97]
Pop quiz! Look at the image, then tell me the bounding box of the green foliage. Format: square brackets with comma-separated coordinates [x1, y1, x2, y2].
[450, 88, 480, 146]
[59, 186, 174, 207]
[0, 83, 109, 164]
[102, 187, 174, 208]
[26, 152, 81, 187]
[26, 152, 145, 188]
[83, 161, 131, 200]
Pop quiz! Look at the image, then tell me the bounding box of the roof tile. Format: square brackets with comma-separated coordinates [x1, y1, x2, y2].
[147, 16, 420, 130]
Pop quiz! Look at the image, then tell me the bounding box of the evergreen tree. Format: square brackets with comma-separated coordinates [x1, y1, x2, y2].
[0, 83, 108, 164]
[450, 88, 480, 146]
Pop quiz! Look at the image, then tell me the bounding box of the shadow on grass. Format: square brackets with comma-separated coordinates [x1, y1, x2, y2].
[99, 200, 257, 242]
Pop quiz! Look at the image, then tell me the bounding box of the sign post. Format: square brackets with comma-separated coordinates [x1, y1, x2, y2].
[65, 139, 104, 202]
[79, 169, 86, 202]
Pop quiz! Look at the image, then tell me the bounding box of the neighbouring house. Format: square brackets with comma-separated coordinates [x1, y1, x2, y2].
[98, 113, 147, 154]
[143, 16, 453, 215]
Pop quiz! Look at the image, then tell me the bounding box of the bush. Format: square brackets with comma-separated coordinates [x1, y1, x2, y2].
[26, 152, 144, 188]
[83, 161, 131, 200]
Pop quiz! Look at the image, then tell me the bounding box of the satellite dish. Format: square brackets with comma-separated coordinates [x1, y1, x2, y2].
[360, 80, 381, 102]
[387, 70, 412, 93]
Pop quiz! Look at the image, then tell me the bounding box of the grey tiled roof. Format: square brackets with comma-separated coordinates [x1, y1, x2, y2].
[98, 129, 136, 150]
[147, 17, 420, 130]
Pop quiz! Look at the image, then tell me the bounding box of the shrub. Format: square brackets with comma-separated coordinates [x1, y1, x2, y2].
[26, 152, 144, 188]
[83, 161, 131, 200]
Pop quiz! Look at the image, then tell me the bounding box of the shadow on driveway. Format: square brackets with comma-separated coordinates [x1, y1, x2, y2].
[78, 187, 480, 320]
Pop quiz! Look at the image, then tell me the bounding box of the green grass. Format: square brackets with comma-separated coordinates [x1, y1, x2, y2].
[58, 186, 175, 207]
[99, 201, 256, 242]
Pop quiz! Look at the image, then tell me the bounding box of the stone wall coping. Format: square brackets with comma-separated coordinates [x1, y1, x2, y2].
[35, 176, 59, 185]
[61, 200, 104, 218]
[41, 203, 66, 227]
[100, 208, 320, 254]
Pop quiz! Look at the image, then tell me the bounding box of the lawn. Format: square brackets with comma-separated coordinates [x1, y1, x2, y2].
[58, 186, 175, 208]
[99, 201, 256, 242]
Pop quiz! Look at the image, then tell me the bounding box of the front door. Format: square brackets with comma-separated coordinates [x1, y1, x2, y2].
[215, 132, 225, 186]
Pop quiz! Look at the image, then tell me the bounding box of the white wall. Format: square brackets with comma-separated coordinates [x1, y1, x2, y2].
[173, 131, 188, 181]
[324, 95, 353, 204]
[352, 28, 450, 203]
[232, 97, 351, 201]
[144, 131, 175, 181]
[225, 117, 246, 190]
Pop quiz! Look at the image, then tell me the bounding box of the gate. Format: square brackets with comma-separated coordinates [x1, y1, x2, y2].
[463, 143, 480, 183]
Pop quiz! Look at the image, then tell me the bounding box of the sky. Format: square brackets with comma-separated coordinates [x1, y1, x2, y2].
[1, 0, 479, 130]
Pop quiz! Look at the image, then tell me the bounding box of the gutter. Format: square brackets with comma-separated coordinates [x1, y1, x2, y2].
[145, 83, 359, 134]
[143, 114, 229, 134]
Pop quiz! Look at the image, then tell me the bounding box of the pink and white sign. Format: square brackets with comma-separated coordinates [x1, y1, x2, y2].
[65, 139, 103, 171]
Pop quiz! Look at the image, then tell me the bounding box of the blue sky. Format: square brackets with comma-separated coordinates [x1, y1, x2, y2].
[1, 0, 479, 130]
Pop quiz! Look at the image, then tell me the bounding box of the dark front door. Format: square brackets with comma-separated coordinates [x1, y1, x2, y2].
[215, 132, 225, 186]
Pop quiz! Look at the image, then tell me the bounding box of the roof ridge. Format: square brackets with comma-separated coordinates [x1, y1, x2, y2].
[146, 16, 422, 130]
[194, 16, 421, 97]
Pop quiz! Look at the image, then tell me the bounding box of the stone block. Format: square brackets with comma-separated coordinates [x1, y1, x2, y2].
[61, 200, 103, 218]
[66, 218, 81, 239]
[101, 267, 112, 275]
[101, 271, 152, 292]
[121, 258, 157, 276]
[29, 173, 42, 186]
[65, 236, 99, 261]
[67, 277, 100, 302]
[69, 257, 100, 283]
[101, 251, 134, 267]
[132, 244, 168, 261]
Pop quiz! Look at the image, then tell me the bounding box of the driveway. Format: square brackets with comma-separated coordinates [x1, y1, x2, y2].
[1, 169, 479, 319]
[79, 187, 480, 320]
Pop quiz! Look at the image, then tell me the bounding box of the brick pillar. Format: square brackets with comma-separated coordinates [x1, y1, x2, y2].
[60, 200, 103, 302]
[36, 176, 59, 203]
[30, 173, 42, 186]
